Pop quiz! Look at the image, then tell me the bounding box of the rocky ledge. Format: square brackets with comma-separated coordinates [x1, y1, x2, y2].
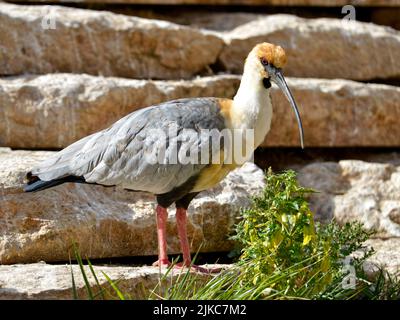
[0, 237, 399, 300]
[0, 3, 223, 80]
[298, 159, 400, 238]
[1, 74, 399, 149]
[1, 3, 400, 81]
[0, 262, 222, 300]
[219, 14, 400, 80]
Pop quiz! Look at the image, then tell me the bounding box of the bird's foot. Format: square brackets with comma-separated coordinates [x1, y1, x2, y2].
[175, 262, 222, 274]
[152, 259, 222, 273]
[152, 259, 172, 267]
[151, 260, 198, 271]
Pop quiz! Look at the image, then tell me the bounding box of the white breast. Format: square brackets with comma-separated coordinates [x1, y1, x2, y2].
[253, 94, 273, 148]
[231, 87, 273, 150]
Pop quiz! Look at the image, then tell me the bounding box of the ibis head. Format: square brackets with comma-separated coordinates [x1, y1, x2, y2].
[239, 43, 304, 149]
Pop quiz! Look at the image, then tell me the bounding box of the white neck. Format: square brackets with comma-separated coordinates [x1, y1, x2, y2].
[231, 58, 273, 148]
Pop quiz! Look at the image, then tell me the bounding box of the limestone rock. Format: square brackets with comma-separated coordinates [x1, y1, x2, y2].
[0, 74, 240, 149]
[297, 160, 400, 238]
[0, 3, 223, 79]
[220, 14, 400, 80]
[0, 148, 265, 264]
[2, 3, 399, 82]
[1, 74, 400, 149]
[363, 238, 400, 278]
[0, 262, 218, 300]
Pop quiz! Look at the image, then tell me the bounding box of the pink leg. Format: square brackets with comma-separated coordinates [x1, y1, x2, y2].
[176, 208, 192, 267]
[175, 208, 222, 274]
[152, 205, 171, 267]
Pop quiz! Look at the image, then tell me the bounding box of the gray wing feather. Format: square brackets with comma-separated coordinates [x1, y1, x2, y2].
[32, 98, 227, 194]
[31, 108, 148, 180]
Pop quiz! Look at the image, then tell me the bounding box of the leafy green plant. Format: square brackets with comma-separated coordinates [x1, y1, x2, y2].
[233, 169, 321, 286]
[232, 169, 373, 297]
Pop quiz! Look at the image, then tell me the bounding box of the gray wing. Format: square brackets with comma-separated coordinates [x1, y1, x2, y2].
[31, 98, 227, 194]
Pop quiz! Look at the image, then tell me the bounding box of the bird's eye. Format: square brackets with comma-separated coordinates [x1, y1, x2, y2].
[261, 57, 268, 66]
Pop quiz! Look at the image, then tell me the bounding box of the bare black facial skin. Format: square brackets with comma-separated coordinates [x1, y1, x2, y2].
[263, 77, 272, 89]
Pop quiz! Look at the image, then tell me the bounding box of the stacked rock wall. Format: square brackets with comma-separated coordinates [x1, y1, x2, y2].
[0, 0, 399, 298]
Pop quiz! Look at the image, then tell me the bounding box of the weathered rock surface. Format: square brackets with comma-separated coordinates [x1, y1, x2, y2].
[2, 3, 399, 81]
[363, 238, 400, 278]
[0, 74, 240, 149]
[220, 14, 400, 80]
[297, 160, 400, 238]
[0, 262, 219, 300]
[1, 74, 399, 149]
[0, 148, 265, 265]
[8, 0, 400, 6]
[0, 3, 223, 79]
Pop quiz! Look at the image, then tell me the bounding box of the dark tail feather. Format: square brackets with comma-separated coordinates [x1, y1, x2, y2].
[24, 179, 67, 192]
[24, 174, 87, 192]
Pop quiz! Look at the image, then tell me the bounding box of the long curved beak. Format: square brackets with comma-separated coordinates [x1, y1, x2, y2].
[267, 66, 305, 149]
